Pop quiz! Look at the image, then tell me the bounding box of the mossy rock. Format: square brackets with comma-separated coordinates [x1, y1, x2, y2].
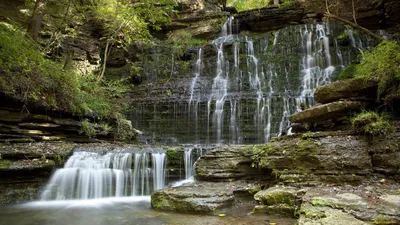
[251, 204, 296, 216]
[290, 100, 366, 124]
[254, 186, 298, 206]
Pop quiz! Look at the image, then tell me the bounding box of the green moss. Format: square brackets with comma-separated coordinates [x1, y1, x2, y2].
[250, 143, 280, 168]
[166, 148, 182, 167]
[351, 111, 395, 137]
[338, 64, 357, 80]
[372, 215, 397, 225]
[301, 131, 319, 139]
[311, 198, 328, 207]
[0, 160, 11, 169]
[355, 41, 400, 105]
[79, 119, 97, 138]
[303, 206, 326, 219]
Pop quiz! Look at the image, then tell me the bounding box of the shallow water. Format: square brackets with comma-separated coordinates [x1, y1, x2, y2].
[0, 197, 297, 225]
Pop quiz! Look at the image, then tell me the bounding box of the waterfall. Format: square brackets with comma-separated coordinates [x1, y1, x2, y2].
[188, 48, 203, 109]
[129, 21, 370, 145]
[40, 148, 166, 200]
[184, 147, 194, 179]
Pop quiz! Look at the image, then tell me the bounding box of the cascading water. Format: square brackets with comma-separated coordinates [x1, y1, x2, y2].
[130, 20, 371, 145]
[184, 147, 194, 179]
[40, 148, 166, 200]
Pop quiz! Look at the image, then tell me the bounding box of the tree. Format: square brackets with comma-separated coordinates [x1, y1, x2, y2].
[87, 0, 177, 81]
[27, 0, 45, 40]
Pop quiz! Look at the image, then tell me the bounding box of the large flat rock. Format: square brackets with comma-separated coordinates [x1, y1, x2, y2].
[314, 78, 378, 104]
[151, 182, 236, 213]
[298, 184, 400, 224]
[290, 100, 366, 123]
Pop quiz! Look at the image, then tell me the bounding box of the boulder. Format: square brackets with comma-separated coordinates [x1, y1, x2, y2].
[252, 186, 300, 216]
[314, 78, 378, 104]
[254, 186, 298, 206]
[151, 181, 235, 213]
[298, 185, 400, 224]
[290, 100, 366, 124]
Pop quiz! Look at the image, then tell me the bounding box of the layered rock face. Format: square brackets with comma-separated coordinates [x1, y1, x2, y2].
[290, 78, 380, 130]
[151, 131, 400, 220]
[0, 142, 75, 204]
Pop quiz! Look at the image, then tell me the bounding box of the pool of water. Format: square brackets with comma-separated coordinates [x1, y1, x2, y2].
[0, 197, 297, 225]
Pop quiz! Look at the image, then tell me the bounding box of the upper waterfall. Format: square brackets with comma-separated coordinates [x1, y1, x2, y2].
[129, 20, 371, 145]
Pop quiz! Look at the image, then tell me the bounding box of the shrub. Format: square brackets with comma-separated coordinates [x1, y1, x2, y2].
[79, 119, 97, 138]
[0, 22, 128, 120]
[114, 113, 136, 141]
[355, 41, 400, 105]
[338, 64, 357, 80]
[351, 111, 395, 137]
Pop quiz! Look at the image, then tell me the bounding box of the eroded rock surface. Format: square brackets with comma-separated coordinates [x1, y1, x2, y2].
[151, 181, 236, 213]
[195, 146, 272, 181]
[314, 78, 378, 104]
[299, 184, 400, 225]
[290, 101, 366, 124]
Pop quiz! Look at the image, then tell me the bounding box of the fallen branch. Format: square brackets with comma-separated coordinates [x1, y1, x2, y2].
[324, 13, 384, 41]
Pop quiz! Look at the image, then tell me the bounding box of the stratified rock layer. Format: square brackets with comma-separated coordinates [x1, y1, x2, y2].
[314, 78, 378, 104]
[290, 101, 366, 124]
[151, 182, 235, 213]
[195, 146, 272, 181]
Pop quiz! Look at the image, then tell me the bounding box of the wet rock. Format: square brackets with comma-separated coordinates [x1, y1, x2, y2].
[251, 133, 373, 185]
[0, 183, 44, 204]
[235, 4, 306, 33]
[290, 100, 366, 124]
[0, 142, 75, 161]
[254, 186, 297, 206]
[251, 204, 295, 216]
[252, 186, 300, 216]
[299, 185, 400, 225]
[298, 207, 367, 225]
[151, 182, 235, 213]
[195, 146, 272, 181]
[314, 78, 378, 104]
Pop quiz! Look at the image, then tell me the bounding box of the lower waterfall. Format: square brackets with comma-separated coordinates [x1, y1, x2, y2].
[40, 148, 166, 200]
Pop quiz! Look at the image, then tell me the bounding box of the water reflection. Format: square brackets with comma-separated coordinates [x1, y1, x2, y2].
[0, 197, 297, 225]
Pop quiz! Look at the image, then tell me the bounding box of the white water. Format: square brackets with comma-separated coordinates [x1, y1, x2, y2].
[131, 21, 369, 145]
[40, 149, 166, 200]
[184, 147, 194, 179]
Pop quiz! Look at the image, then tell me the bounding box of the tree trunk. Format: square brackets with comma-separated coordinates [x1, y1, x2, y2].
[27, 0, 45, 41]
[324, 13, 383, 41]
[98, 40, 111, 81]
[274, 0, 280, 5]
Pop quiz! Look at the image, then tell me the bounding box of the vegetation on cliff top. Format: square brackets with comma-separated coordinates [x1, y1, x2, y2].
[351, 111, 395, 137]
[0, 22, 123, 119]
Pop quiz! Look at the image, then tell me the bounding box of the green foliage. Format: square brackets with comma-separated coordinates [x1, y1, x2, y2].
[79, 119, 97, 138]
[167, 30, 205, 58]
[227, 0, 271, 12]
[0, 22, 78, 111]
[338, 64, 357, 80]
[279, 0, 294, 9]
[114, 113, 136, 141]
[90, 0, 177, 46]
[250, 144, 279, 168]
[351, 111, 395, 137]
[0, 22, 128, 119]
[355, 41, 400, 105]
[0, 160, 11, 169]
[301, 131, 318, 139]
[98, 123, 112, 135]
